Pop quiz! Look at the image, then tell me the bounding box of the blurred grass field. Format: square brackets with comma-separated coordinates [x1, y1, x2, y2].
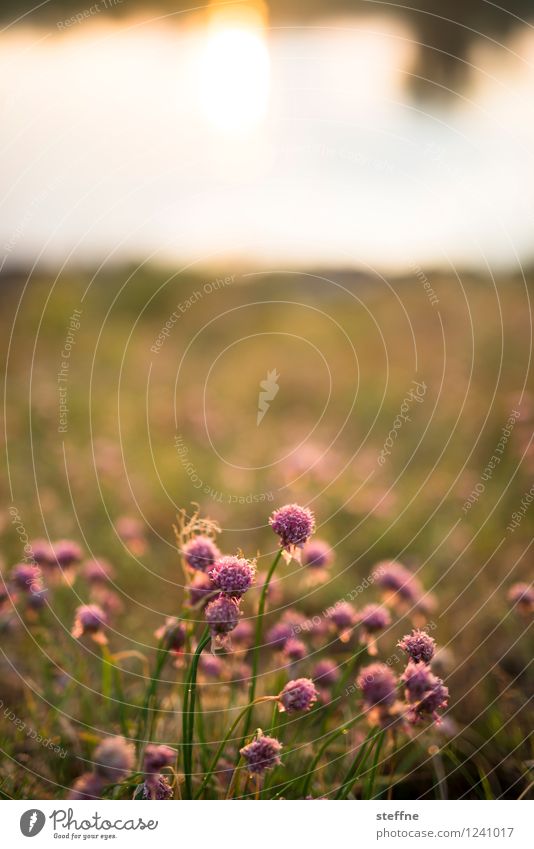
[1, 267, 533, 798]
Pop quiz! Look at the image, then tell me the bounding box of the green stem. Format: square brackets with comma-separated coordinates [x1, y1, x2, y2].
[363, 729, 386, 799]
[137, 639, 168, 765]
[242, 548, 282, 743]
[195, 696, 276, 799]
[183, 627, 211, 798]
[335, 726, 378, 800]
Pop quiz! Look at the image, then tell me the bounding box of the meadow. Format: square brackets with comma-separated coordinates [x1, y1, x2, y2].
[0, 267, 532, 799]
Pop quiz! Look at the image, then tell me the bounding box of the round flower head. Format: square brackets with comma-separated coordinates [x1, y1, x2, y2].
[409, 679, 449, 724]
[266, 620, 294, 650]
[83, 558, 114, 584]
[358, 604, 391, 633]
[209, 555, 256, 597]
[397, 629, 436, 664]
[278, 677, 318, 713]
[182, 535, 220, 572]
[30, 538, 53, 567]
[116, 516, 143, 541]
[69, 772, 104, 800]
[508, 582, 534, 614]
[71, 604, 107, 643]
[51, 539, 83, 568]
[94, 736, 135, 782]
[230, 619, 254, 647]
[357, 663, 397, 708]
[240, 731, 282, 775]
[143, 744, 177, 777]
[199, 653, 223, 678]
[402, 663, 449, 724]
[401, 660, 436, 702]
[283, 637, 307, 663]
[137, 775, 173, 800]
[373, 560, 422, 604]
[269, 503, 315, 549]
[187, 572, 215, 608]
[155, 617, 186, 653]
[302, 539, 334, 569]
[312, 658, 340, 687]
[11, 563, 42, 592]
[330, 601, 356, 641]
[27, 585, 48, 611]
[205, 594, 241, 641]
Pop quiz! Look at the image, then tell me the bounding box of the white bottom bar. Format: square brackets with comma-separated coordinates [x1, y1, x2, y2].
[2, 799, 532, 848]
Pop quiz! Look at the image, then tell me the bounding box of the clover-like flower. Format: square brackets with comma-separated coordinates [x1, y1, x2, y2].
[71, 604, 108, 644]
[240, 731, 282, 775]
[302, 539, 333, 569]
[278, 678, 318, 713]
[269, 504, 315, 549]
[205, 594, 241, 643]
[182, 535, 220, 572]
[357, 663, 397, 708]
[209, 555, 256, 597]
[312, 658, 340, 687]
[94, 736, 135, 782]
[397, 629, 436, 664]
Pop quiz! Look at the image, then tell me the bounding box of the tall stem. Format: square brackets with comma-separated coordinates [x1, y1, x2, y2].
[195, 696, 276, 799]
[183, 627, 210, 798]
[242, 548, 282, 742]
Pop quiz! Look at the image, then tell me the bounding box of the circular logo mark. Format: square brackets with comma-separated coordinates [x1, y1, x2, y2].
[20, 810, 46, 837]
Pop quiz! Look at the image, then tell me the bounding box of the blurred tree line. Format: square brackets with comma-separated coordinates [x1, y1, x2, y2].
[4, 0, 534, 95]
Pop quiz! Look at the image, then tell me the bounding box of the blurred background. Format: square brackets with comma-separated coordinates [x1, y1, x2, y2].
[0, 0, 533, 799]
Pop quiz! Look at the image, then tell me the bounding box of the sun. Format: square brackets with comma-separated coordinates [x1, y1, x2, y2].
[198, 24, 270, 135]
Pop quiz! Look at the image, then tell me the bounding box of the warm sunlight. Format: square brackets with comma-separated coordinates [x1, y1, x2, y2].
[198, 24, 270, 135]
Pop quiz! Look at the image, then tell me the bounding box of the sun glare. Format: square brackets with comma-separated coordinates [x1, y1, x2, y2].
[198, 24, 270, 135]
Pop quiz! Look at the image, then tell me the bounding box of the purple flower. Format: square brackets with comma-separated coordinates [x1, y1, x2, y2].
[182, 535, 220, 572]
[278, 678, 318, 713]
[71, 604, 107, 642]
[30, 538, 53, 566]
[269, 503, 315, 549]
[69, 772, 104, 800]
[312, 659, 340, 687]
[373, 560, 422, 604]
[230, 619, 254, 647]
[137, 775, 173, 799]
[410, 680, 449, 723]
[240, 732, 282, 775]
[302, 539, 333, 569]
[187, 572, 215, 608]
[402, 662, 449, 723]
[94, 736, 135, 782]
[209, 555, 256, 597]
[283, 637, 307, 662]
[11, 563, 42, 592]
[83, 558, 114, 584]
[51, 540, 83, 568]
[143, 744, 177, 777]
[330, 601, 356, 632]
[155, 617, 186, 653]
[358, 604, 391, 633]
[199, 653, 224, 678]
[266, 621, 294, 650]
[205, 594, 241, 637]
[357, 663, 397, 708]
[401, 660, 435, 701]
[398, 629, 436, 664]
[508, 582, 534, 614]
